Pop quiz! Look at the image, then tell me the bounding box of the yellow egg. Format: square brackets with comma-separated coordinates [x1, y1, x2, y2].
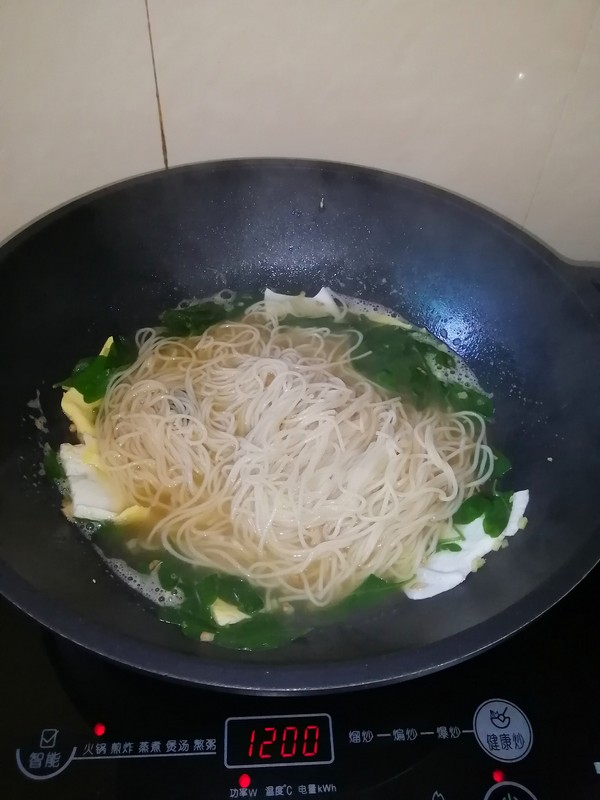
[99, 336, 114, 356]
[60, 337, 115, 438]
[61, 389, 100, 438]
[114, 505, 152, 526]
[210, 598, 250, 627]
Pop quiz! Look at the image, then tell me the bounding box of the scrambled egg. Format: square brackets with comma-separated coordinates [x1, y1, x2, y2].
[60, 390, 100, 438]
[210, 598, 250, 627]
[59, 337, 113, 436]
[59, 336, 149, 525]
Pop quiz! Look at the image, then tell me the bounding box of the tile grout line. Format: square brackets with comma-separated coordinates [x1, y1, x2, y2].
[145, 0, 169, 169]
[522, 3, 599, 227]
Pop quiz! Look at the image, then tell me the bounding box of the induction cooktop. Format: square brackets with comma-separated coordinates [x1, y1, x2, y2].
[2, 565, 600, 800]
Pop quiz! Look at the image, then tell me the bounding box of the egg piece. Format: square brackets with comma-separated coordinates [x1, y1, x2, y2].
[405, 490, 530, 600]
[99, 336, 114, 357]
[81, 434, 102, 469]
[114, 505, 152, 526]
[264, 287, 342, 320]
[210, 598, 251, 627]
[60, 336, 114, 439]
[61, 390, 100, 438]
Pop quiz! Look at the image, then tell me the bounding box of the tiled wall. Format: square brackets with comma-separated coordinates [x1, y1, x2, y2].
[2, 0, 599, 262]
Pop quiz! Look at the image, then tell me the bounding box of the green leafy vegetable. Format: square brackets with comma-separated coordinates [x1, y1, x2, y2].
[149, 551, 270, 643]
[85, 520, 410, 649]
[283, 312, 493, 418]
[89, 522, 157, 574]
[215, 575, 264, 615]
[155, 559, 307, 650]
[482, 492, 512, 537]
[160, 293, 262, 336]
[56, 335, 137, 403]
[333, 574, 398, 613]
[156, 557, 264, 614]
[157, 560, 181, 592]
[43, 447, 66, 482]
[453, 494, 489, 525]
[211, 614, 311, 651]
[160, 302, 229, 336]
[434, 350, 455, 369]
[446, 383, 494, 418]
[436, 540, 462, 553]
[181, 617, 214, 640]
[491, 448, 511, 480]
[453, 490, 513, 538]
[452, 443, 513, 538]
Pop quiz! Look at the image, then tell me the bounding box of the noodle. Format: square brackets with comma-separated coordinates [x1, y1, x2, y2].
[95, 302, 494, 609]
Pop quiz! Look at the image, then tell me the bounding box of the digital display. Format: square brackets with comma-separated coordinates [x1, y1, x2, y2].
[224, 714, 334, 769]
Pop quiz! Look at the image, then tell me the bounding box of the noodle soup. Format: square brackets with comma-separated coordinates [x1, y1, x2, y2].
[50, 289, 529, 649]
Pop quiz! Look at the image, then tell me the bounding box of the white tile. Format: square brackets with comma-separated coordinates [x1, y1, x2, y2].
[149, 0, 598, 226]
[525, 7, 600, 262]
[0, 0, 164, 243]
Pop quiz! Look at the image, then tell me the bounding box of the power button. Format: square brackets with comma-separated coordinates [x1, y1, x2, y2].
[483, 781, 537, 800]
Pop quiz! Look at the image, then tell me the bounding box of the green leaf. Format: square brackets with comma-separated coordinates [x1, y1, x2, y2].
[181, 617, 216, 641]
[283, 312, 493, 419]
[334, 574, 398, 613]
[158, 606, 184, 625]
[453, 494, 489, 525]
[452, 490, 514, 538]
[108, 334, 137, 365]
[89, 522, 156, 574]
[483, 492, 513, 537]
[212, 614, 310, 651]
[160, 302, 229, 336]
[160, 293, 261, 336]
[215, 574, 264, 615]
[446, 383, 494, 419]
[196, 573, 220, 608]
[157, 561, 182, 592]
[356, 324, 444, 409]
[43, 448, 66, 482]
[180, 591, 217, 628]
[434, 349, 456, 369]
[56, 335, 138, 403]
[282, 314, 348, 331]
[491, 448, 511, 480]
[436, 540, 462, 553]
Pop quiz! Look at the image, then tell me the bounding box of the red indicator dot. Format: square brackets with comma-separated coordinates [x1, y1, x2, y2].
[93, 723, 106, 737]
[239, 774, 251, 789]
[492, 769, 505, 783]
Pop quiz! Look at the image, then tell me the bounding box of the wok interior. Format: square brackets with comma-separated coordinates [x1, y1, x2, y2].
[1, 161, 599, 685]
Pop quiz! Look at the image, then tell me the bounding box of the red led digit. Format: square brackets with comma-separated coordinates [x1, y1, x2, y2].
[248, 728, 256, 757]
[302, 725, 320, 757]
[281, 726, 298, 757]
[258, 727, 277, 759]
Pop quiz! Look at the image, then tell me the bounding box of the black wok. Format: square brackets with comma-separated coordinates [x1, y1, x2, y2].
[1, 159, 600, 694]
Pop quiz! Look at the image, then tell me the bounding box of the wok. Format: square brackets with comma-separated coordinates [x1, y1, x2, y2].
[1, 159, 599, 694]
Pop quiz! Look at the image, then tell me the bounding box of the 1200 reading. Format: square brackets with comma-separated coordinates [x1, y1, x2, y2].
[225, 714, 334, 768]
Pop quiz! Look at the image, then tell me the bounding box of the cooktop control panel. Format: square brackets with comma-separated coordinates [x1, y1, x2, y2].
[13, 696, 539, 794]
[2, 568, 600, 800]
[13, 698, 543, 799]
[6, 670, 600, 799]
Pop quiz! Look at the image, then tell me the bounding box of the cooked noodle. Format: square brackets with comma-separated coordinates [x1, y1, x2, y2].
[96, 303, 494, 609]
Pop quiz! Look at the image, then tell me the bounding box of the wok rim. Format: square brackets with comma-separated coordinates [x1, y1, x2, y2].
[2, 157, 599, 694]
